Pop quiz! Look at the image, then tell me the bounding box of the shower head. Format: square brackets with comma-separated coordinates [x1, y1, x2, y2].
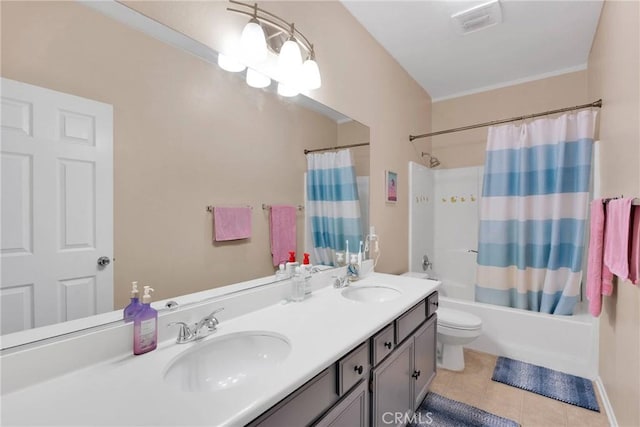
[421, 152, 441, 168]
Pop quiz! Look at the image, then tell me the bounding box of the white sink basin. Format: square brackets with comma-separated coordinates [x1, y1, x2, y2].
[164, 331, 291, 392]
[341, 285, 401, 303]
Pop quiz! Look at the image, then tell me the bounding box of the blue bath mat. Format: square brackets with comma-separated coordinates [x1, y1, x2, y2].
[409, 392, 520, 427]
[492, 357, 600, 412]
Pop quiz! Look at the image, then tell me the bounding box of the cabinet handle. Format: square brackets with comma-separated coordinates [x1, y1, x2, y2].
[431, 301, 439, 307]
[354, 365, 364, 375]
[384, 341, 392, 349]
[412, 370, 421, 379]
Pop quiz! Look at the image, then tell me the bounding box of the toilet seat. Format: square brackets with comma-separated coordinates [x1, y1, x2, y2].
[437, 307, 482, 331]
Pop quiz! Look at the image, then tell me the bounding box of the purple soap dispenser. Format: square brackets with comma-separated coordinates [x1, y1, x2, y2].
[123, 281, 142, 322]
[133, 286, 158, 355]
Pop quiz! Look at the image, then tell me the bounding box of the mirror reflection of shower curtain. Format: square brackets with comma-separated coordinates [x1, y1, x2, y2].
[306, 149, 363, 265]
[476, 110, 598, 315]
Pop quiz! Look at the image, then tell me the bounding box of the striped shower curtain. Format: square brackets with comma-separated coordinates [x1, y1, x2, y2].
[307, 149, 363, 265]
[476, 110, 597, 315]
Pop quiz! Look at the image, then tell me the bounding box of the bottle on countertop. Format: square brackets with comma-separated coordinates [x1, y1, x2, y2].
[275, 263, 288, 280]
[285, 251, 299, 278]
[123, 281, 142, 322]
[347, 254, 360, 281]
[133, 286, 158, 355]
[302, 253, 313, 296]
[291, 267, 305, 302]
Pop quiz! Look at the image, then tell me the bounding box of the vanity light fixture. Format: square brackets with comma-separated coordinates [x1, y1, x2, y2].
[246, 68, 271, 88]
[217, 53, 246, 73]
[224, 0, 322, 96]
[240, 4, 268, 63]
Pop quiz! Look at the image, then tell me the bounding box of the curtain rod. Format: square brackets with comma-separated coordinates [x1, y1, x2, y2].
[409, 99, 603, 142]
[304, 142, 370, 155]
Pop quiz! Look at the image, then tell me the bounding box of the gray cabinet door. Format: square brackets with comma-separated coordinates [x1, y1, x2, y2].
[412, 315, 437, 410]
[371, 338, 414, 427]
[313, 379, 369, 427]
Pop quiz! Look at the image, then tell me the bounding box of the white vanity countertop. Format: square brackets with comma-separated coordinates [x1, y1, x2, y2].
[1, 273, 439, 426]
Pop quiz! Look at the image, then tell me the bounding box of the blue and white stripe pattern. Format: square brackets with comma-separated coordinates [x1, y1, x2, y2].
[476, 111, 597, 315]
[307, 149, 363, 265]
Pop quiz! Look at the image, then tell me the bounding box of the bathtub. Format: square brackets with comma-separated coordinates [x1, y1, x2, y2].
[437, 280, 599, 380]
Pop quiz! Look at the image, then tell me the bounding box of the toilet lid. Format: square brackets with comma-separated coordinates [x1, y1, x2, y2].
[437, 307, 482, 330]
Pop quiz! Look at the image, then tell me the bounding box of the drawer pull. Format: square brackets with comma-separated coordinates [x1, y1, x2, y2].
[412, 370, 421, 379]
[384, 341, 392, 349]
[354, 365, 364, 375]
[431, 301, 439, 307]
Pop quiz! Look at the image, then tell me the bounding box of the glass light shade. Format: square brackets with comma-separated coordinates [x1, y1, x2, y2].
[246, 68, 271, 88]
[277, 82, 299, 97]
[277, 39, 302, 86]
[217, 53, 246, 73]
[240, 20, 267, 63]
[301, 59, 321, 90]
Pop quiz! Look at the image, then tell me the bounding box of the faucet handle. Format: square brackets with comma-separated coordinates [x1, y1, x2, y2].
[332, 275, 348, 288]
[168, 321, 194, 344]
[202, 308, 224, 332]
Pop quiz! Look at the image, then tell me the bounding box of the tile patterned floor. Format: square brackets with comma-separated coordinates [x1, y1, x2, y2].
[430, 349, 610, 427]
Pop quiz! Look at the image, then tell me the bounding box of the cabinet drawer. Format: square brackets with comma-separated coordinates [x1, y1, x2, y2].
[395, 300, 426, 344]
[426, 291, 439, 318]
[337, 341, 370, 396]
[371, 324, 395, 366]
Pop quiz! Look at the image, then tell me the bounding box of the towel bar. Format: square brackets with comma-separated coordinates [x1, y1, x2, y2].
[262, 204, 304, 211]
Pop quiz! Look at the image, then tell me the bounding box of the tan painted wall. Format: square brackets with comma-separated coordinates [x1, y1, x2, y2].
[587, 1, 640, 425]
[122, 1, 432, 275]
[337, 120, 370, 176]
[431, 71, 588, 168]
[1, 1, 339, 308]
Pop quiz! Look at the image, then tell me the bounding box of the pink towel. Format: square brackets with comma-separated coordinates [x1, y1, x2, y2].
[586, 199, 608, 316]
[270, 205, 297, 267]
[603, 198, 633, 280]
[628, 206, 640, 285]
[213, 207, 252, 241]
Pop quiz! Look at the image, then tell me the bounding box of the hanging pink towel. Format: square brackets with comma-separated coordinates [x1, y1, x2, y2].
[270, 205, 297, 267]
[213, 207, 252, 242]
[628, 206, 640, 285]
[586, 199, 606, 316]
[603, 198, 633, 280]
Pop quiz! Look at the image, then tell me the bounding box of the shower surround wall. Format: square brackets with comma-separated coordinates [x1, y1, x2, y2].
[409, 162, 482, 297]
[409, 163, 598, 379]
[433, 167, 483, 300]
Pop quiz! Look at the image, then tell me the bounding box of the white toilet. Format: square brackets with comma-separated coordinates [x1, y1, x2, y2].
[436, 307, 482, 371]
[401, 272, 482, 371]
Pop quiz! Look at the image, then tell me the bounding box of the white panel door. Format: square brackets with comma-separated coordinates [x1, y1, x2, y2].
[1, 78, 113, 334]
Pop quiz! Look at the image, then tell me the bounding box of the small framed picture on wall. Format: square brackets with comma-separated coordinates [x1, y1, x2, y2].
[385, 170, 398, 203]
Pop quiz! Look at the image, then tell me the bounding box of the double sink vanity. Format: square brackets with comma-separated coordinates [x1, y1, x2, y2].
[1, 268, 440, 426]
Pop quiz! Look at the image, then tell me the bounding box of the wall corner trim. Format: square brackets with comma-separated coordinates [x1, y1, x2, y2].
[595, 376, 618, 427]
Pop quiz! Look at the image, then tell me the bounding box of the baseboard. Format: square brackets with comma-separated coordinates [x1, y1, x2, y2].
[595, 377, 617, 427]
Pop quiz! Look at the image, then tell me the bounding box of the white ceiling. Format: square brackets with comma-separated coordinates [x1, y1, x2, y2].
[342, 0, 603, 101]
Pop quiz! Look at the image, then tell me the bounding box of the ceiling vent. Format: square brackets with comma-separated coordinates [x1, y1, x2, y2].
[451, 0, 502, 35]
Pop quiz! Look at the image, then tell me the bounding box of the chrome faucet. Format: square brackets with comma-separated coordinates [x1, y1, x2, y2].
[168, 308, 224, 344]
[332, 275, 349, 288]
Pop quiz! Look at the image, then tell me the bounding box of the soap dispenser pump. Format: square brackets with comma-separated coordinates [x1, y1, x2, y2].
[133, 286, 158, 355]
[123, 281, 142, 322]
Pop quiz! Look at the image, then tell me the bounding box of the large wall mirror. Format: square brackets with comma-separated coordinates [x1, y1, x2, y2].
[0, 1, 370, 345]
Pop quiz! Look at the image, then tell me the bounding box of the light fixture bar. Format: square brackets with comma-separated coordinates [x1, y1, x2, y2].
[227, 0, 314, 54]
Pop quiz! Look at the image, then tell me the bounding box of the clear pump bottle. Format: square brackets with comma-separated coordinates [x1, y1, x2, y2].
[291, 267, 305, 302]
